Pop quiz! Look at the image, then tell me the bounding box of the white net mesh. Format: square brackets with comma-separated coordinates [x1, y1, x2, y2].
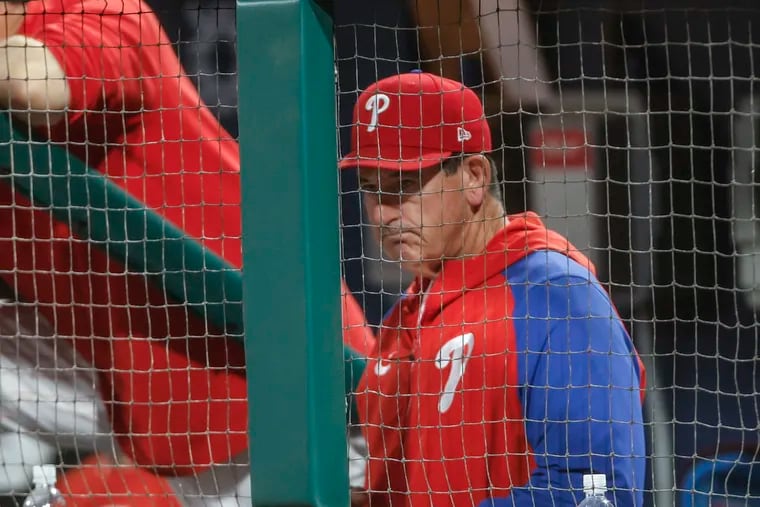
[337, 2, 760, 507]
[0, 0, 247, 505]
[0, 0, 758, 506]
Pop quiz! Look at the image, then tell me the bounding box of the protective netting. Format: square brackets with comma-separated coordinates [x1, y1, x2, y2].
[0, 0, 758, 506]
[0, 0, 248, 505]
[337, 2, 760, 507]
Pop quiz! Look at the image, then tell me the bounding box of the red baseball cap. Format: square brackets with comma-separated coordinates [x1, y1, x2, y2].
[338, 71, 492, 171]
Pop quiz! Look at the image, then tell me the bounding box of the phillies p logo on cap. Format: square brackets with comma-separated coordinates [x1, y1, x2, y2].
[365, 93, 390, 132]
[339, 72, 492, 171]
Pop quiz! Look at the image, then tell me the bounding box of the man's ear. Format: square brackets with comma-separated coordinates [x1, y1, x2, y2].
[461, 155, 490, 209]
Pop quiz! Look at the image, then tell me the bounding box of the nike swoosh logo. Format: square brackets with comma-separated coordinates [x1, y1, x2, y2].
[374, 358, 392, 376]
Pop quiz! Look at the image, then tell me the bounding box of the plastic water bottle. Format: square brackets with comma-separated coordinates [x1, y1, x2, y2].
[22, 465, 66, 507]
[577, 474, 614, 507]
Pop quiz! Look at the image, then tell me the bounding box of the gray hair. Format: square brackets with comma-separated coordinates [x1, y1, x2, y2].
[440, 154, 502, 201]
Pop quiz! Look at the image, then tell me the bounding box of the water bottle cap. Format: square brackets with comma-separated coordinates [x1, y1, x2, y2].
[32, 465, 57, 486]
[583, 473, 607, 495]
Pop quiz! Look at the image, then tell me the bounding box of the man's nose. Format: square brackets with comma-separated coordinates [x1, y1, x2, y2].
[366, 194, 400, 227]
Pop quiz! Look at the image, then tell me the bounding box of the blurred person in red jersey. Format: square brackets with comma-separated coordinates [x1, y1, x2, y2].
[0, 0, 375, 504]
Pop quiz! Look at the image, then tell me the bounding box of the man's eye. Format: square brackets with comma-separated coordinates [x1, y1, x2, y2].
[400, 179, 418, 193]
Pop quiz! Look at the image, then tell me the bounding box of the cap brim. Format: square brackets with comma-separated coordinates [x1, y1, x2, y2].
[338, 146, 453, 171]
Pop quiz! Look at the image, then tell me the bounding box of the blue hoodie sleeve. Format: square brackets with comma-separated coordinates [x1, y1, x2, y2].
[483, 252, 646, 507]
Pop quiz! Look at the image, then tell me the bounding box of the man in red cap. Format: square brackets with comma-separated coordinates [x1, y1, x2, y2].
[341, 71, 647, 507]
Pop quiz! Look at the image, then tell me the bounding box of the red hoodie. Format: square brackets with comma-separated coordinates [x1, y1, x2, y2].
[356, 213, 646, 507]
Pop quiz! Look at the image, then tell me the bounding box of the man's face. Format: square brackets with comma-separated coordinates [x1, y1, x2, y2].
[358, 163, 469, 277]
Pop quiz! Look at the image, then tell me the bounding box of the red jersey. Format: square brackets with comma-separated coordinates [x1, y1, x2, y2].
[356, 213, 646, 507]
[0, 0, 374, 475]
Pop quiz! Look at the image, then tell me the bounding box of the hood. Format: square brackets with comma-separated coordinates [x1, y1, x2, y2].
[414, 211, 596, 324]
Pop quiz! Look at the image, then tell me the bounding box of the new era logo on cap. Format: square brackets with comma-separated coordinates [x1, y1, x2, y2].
[339, 72, 492, 171]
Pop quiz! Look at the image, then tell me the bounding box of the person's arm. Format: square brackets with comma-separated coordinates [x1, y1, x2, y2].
[0, 34, 68, 127]
[341, 278, 376, 357]
[3, 6, 151, 130]
[495, 275, 646, 507]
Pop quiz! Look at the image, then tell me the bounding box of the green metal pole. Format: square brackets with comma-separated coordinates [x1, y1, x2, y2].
[237, 1, 348, 506]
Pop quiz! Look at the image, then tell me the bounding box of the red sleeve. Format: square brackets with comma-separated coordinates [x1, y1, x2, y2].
[21, 1, 159, 125]
[341, 279, 375, 356]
